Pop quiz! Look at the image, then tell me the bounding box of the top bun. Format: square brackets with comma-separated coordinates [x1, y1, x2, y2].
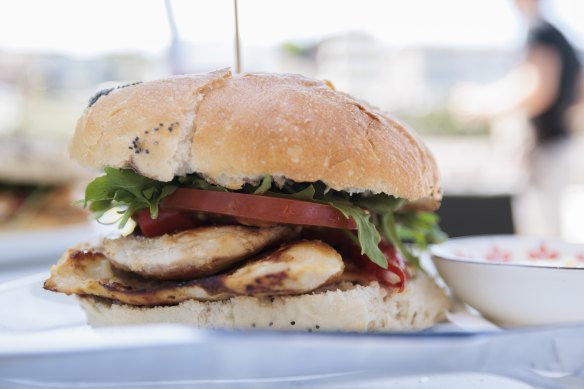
[70, 69, 441, 206]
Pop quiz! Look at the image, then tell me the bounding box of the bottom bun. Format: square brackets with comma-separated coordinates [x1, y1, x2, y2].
[79, 271, 449, 332]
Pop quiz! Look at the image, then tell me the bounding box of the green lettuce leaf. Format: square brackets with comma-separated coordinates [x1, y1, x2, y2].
[84, 167, 177, 227]
[329, 201, 387, 268]
[176, 175, 227, 192]
[80, 169, 446, 271]
[353, 193, 405, 214]
[395, 211, 448, 250]
[380, 211, 421, 269]
[252, 175, 272, 194]
[290, 185, 316, 201]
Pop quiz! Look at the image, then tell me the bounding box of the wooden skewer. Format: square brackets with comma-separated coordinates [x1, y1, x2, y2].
[233, 0, 241, 73]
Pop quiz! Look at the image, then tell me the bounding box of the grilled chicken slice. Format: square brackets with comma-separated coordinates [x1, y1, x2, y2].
[103, 225, 298, 280]
[44, 240, 344, 306]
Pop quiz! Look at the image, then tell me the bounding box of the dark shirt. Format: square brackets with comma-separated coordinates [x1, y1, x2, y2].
[527, 20, 581, 144]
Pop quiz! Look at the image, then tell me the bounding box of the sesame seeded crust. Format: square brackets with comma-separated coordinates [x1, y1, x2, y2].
[70, 69, 441, 207]
[79, 273, 450, 332]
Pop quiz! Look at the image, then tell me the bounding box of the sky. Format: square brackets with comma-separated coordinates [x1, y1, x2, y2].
[0, 0, 582, 57]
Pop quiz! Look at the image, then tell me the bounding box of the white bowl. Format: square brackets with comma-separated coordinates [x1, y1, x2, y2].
[431, 235, 584, 327]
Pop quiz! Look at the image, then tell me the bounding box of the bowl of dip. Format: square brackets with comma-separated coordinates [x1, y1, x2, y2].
[431, 235, 584, 326]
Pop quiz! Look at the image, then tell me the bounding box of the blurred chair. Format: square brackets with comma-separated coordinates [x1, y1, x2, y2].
[438, 195, 515, 238]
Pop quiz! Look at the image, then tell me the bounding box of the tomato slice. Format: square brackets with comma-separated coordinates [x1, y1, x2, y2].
[161, 188, 358, 230]
[136, 209, 198, 237]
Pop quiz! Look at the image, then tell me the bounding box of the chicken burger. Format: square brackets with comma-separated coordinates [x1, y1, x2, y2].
[45, 69, 449, 332]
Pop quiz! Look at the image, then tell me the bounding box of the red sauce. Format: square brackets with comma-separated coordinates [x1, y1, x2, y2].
[301, 229, 407, 291]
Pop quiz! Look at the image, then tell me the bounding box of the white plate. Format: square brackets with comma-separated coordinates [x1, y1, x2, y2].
[0, 275, 583, 388]
[0, 222, 103, 264]
[431, 235, 584, 327]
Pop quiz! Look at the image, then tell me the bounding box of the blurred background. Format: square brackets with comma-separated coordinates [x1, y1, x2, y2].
[1, 0, 583, 242]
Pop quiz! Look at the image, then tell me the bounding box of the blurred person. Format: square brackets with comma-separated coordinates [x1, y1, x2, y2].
[449, 0, 582, 237]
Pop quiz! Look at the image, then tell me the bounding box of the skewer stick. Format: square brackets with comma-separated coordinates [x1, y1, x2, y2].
[233, 0, 241, 73]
